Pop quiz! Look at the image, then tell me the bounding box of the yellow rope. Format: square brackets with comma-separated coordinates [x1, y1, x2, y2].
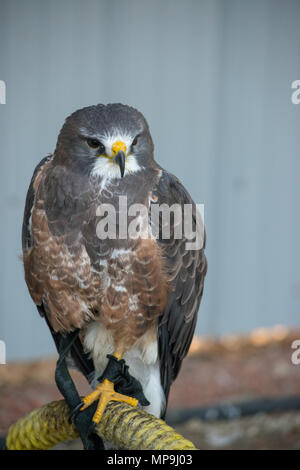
[6, 400, 196, 450]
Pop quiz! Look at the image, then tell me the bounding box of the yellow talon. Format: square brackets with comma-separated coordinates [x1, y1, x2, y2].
[80, 378, 138, 424]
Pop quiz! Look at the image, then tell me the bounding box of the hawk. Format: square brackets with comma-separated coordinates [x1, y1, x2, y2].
[22, 104, 207, 438]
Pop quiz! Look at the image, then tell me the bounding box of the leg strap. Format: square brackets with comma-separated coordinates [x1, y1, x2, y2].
[55, 330, 104, 450]
[97, 354, 150, 407]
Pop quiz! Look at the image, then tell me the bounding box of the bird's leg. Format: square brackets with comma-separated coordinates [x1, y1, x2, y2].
[80, 351, 139, 425]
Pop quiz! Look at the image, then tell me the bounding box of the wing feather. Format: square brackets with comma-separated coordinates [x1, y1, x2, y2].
[153, 170, 207, 412]
[22, 155, 94, 382]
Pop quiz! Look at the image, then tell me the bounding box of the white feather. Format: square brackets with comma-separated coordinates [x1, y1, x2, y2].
[91, 154, 143, 180]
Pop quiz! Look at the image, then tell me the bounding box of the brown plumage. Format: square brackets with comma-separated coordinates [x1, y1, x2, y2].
[22, 103, 207, 418]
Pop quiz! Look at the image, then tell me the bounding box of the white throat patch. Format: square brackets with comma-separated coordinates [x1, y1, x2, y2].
[91, 153, 142, 179]
[90, 131, 143, 179]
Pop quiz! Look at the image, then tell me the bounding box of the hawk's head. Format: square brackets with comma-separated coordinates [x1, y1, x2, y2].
[55, 103, 154, 178]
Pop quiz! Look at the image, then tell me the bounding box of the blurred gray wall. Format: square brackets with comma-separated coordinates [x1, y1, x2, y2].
[0, 0, 299, 360]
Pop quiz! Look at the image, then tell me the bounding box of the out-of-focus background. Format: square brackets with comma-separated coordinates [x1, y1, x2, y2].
[0, 0, 300, 450]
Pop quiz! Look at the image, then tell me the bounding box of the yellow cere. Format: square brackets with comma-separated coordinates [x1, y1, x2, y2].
[111, 140, 127, 157]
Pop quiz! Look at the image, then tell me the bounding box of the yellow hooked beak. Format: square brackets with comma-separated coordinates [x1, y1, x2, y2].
[111, 140, 127, 157]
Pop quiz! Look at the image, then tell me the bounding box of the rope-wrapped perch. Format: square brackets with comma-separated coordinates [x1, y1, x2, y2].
[5, 400, 196, 450]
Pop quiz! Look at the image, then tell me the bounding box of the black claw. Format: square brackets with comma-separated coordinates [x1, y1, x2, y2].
[68, 401, 84, 424]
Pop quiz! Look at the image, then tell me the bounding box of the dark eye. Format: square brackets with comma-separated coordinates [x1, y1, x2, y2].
[131, 136, 138, 147]
[87, 138, 105, 153]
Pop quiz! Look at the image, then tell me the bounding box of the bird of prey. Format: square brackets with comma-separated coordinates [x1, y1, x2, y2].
[22, 104, 207, 436]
